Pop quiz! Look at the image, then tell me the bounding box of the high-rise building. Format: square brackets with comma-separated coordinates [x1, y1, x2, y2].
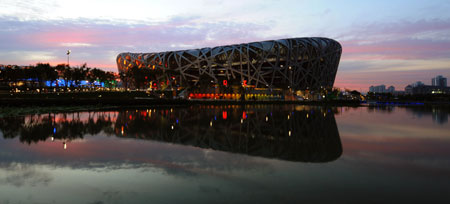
[369, 85, 386, 93]
[432, 75, 447, 87]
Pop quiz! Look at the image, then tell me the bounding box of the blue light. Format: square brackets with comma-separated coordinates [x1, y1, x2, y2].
[53, 127, 56, 134]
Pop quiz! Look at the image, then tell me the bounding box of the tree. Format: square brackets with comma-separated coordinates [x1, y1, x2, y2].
[71, 65, 89, 87]
[104, 71, 117, 88]
[350, 90, 361, 96]
[35, 63, 56, 88]
[89, 68, 107, 87]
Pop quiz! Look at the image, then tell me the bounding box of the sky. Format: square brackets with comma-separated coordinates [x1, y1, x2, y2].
[0, 0, 450, 91]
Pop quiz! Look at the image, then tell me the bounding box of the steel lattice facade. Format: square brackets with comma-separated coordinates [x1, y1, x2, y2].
[116, 37, 341, 91]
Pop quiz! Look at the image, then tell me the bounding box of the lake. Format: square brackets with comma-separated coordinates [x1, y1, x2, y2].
[0, 105, 449, 203]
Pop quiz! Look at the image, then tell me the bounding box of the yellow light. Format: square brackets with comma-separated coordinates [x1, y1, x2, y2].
[306, 113, 309, 118]
[288, 130, 291, 136]
[210, 121, 213, 127]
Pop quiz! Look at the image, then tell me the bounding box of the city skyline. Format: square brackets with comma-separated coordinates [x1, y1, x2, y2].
[1, 0, 450, 91]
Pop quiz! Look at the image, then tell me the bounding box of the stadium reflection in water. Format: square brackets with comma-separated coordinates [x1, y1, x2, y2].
[116, 105, 342, 162]
[0, 105, 342, 162]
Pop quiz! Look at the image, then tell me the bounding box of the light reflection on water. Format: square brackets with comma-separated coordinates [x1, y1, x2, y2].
[0, 105, 449, 203]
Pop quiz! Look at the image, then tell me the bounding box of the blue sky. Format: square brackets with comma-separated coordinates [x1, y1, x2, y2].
[0, 0, 450, 91]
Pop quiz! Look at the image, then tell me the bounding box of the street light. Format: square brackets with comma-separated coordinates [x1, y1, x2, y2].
[66, 50, 71, 67]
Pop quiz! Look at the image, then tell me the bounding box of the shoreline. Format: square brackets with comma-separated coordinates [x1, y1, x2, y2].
[1, 92, 449, 117]
[0, 91, 362, 107]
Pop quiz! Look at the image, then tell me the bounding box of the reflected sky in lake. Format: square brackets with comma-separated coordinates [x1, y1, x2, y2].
[0, 105, 449, 203]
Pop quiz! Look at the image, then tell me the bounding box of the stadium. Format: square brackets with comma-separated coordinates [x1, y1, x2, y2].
[117, 37, 341, 100]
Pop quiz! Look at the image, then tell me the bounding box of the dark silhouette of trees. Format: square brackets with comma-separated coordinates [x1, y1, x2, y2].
[35, 63, 58, 88]
[0, 63, 119, 91]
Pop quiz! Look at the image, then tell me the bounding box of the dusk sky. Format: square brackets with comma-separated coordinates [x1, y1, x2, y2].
[1, 0, 450, 91]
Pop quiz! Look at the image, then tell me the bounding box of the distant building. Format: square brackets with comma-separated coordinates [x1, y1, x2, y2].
[411, 85, 450, 94]
[412, 81, 424, 87]
[432, 75, 447, 87]
[369, 85, 386, 93]
[369, 84, 396, 93]
[405, 85, 413, 94]
[403, 76, 449, 95]
[387, 86, 395, 93]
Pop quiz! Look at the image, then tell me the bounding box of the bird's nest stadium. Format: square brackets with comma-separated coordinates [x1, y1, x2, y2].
[117, 37, 341, 100]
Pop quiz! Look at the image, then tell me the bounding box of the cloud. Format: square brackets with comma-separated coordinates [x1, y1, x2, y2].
[60, 42, 95, 47]
[0, 16, 267, 70]
[339, 18, 450, 40]
[339, 59, 450, 73]
[342, 38, 450, 61]
[0, 51, 57, 62]
[332, 18, 450, 90]
[337, 19, 450, 60]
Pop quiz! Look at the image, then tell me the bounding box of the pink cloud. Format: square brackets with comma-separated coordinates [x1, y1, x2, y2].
[0, 17, 266, 70]
[341, 38, 450, 60]
[331, 19, 450, 91]
[335, 18, 450, 61]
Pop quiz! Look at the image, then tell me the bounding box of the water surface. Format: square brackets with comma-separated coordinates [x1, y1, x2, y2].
[0, 105, 449, 203]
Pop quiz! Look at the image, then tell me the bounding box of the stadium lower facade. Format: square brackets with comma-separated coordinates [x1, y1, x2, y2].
[117, 37, 341, 99]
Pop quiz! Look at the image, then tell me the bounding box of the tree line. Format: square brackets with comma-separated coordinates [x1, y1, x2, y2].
[0, 63, 118, 89]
